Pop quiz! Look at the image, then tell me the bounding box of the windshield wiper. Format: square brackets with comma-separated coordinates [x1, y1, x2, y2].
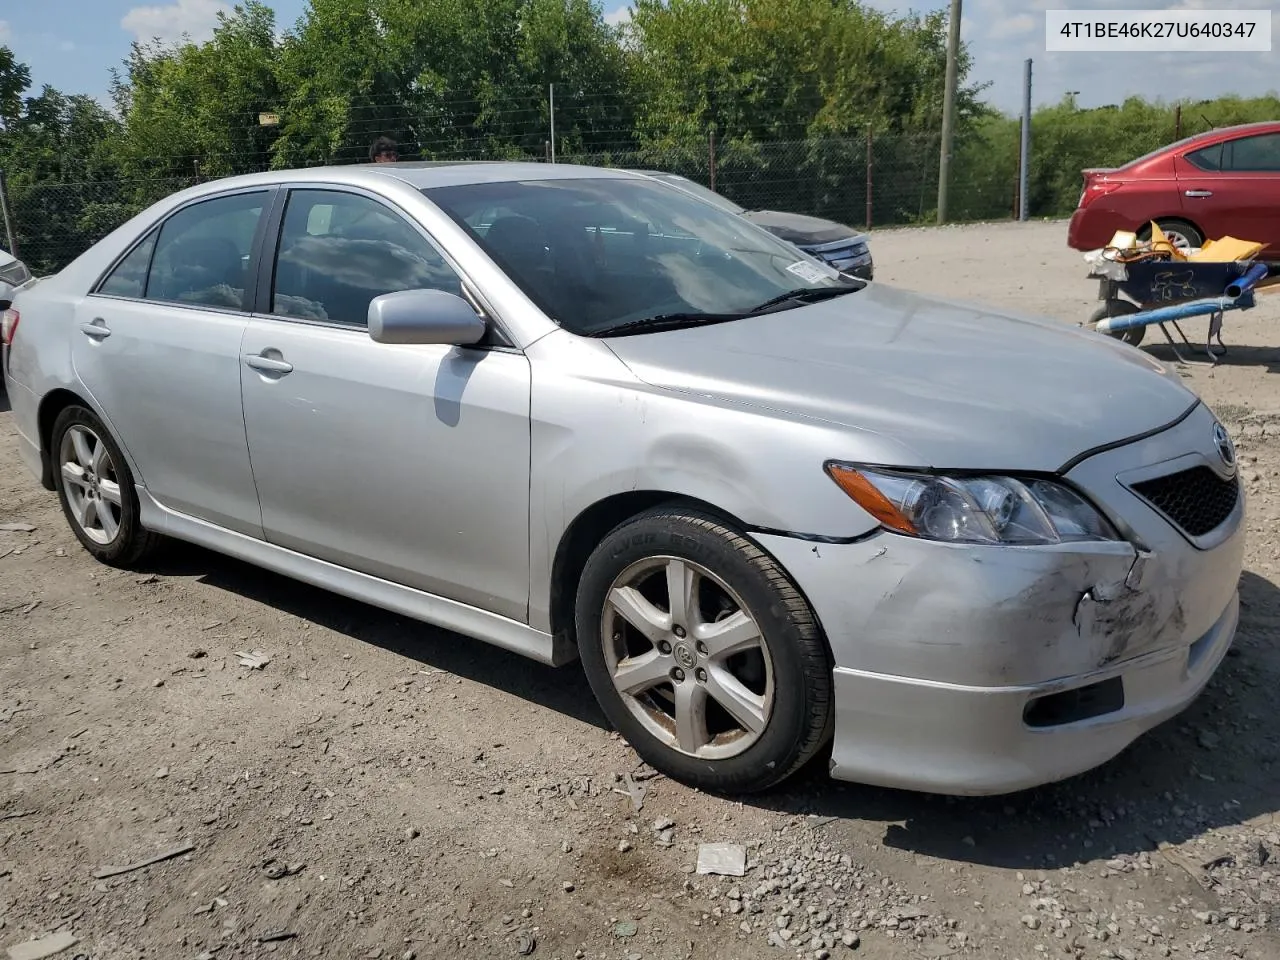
[747, 283, 863, 315]
[587, 312, 747, 337]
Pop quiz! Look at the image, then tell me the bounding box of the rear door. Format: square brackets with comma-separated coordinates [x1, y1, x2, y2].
[72, 188, 272, 537]
[1177, 132, 1280, 252]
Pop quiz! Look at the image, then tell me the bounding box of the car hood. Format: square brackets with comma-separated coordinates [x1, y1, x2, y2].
[743, 209, 865, 247]
[600, 283, 1196, 472]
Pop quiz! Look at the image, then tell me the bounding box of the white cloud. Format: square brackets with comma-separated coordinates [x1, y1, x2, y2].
[989, 12, 1034, 40]
[604, 4, 632, 28]
[0, 21, 11, 43]
[876, 0, 1280, 112]
[121, 0, 229, 45]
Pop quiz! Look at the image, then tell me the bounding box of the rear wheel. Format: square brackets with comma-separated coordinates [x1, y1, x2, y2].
[575, 505, 833, 794]
[1089, 299, 1145, 348]
[1138, 219, 1203, 252]
[51, 405, 160, 567]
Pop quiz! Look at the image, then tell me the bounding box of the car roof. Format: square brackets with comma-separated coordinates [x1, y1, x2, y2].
[181, 160, 638, 195]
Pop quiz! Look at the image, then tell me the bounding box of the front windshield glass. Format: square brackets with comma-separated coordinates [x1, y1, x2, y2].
[422, 176, 844, 336]
[646, 173, 747, 215]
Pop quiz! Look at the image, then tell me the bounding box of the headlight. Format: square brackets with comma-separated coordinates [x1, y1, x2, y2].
[825, 463, 1120, 545]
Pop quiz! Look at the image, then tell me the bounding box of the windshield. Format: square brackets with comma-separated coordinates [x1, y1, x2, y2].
[422, 176, 844, 336]
[641, 173, 747, 215]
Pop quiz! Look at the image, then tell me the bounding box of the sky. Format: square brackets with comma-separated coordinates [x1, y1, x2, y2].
[1, 0, 1277, 116]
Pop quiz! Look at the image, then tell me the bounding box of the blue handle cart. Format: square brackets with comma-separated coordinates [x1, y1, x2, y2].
[1084, 257, 1271, 365]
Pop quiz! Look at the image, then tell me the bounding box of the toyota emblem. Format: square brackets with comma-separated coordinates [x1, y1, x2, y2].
[1213, 422, 1236, 470]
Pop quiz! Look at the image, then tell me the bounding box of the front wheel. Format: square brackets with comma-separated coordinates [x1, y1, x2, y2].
[51, 405, 160, 567]
[575, 506, 833, 793]
[1089, 299, 1145, 347]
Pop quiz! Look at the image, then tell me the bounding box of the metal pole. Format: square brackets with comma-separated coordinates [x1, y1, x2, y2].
[1019, 58, 1032, 222]
[0, 169, 18, 259]
[865, 124, 873, 230]
[936, 0, 962, 224]
[549, 83, 556, 163]
[708, 129, 717, 191]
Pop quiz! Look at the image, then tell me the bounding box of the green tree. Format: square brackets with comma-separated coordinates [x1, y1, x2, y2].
[111, 1, 283, 178]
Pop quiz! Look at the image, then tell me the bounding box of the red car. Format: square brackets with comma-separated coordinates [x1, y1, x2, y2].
[1067, 121, 1280, 254]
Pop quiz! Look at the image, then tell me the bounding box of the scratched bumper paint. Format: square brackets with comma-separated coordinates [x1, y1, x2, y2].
[753, 402, 1245, 796]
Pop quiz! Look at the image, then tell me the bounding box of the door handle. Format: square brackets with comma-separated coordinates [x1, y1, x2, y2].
[79, 319, 111, 340]
[243, 353, 294, 375]
[1184, 189, 1213, 198]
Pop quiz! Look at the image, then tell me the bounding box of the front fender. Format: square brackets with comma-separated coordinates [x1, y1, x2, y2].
[525, 330, 887, 632]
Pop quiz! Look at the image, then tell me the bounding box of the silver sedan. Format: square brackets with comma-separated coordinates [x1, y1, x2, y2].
[0, 162, 1244, 795]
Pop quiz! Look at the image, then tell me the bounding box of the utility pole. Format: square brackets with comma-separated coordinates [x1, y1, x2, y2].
[549, 83, 556, 163]
[1019, 58, 1032, 222]
[936, 0, 962, 225]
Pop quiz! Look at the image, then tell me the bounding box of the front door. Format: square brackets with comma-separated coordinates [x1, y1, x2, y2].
[238, 187, 532, 621]
[72, 188, 270, 537]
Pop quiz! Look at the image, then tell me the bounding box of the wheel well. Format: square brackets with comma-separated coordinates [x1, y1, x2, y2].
[548, 491, 745, 649]
[35, 388, 89, 490]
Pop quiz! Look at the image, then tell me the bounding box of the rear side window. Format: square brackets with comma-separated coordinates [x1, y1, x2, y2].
[270, 189, 462, 326]
[1185, 143, 1222, 172]
[144, 192, 267, 309]
[1225, 133, 1280, 172]
[98, 231, 157, 298]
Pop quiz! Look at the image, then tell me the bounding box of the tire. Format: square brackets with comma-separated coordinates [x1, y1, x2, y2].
[1138, 219, 1203, 252]
[51, 405, 161, 567]
[575, 505, 833, 794]
[1089, 299, 1146, 348]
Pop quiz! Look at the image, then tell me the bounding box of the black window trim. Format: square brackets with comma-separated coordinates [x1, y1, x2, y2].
[253, 183, 516, 350]
[89, 185, 279, 316]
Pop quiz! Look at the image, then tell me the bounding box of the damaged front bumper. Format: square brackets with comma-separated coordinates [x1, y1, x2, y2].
[754, 402, 1245, 796]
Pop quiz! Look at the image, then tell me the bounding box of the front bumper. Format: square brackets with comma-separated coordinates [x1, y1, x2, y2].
[755, 402, 1244, 795]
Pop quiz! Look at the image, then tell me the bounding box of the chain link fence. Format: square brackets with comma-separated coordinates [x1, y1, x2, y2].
[1, 131, 1021, 276]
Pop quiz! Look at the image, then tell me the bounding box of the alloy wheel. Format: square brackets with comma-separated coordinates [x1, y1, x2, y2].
[600, 556, 775, 760]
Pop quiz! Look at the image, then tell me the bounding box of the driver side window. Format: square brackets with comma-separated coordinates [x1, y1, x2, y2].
[271, 189, 464, 327]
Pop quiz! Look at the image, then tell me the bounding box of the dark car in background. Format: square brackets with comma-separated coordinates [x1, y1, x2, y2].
[1067, 121, 1280, 254]
[629, 170, 874, 280]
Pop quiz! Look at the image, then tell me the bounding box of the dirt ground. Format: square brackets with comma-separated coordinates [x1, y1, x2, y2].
[2, 219, 1278, 960]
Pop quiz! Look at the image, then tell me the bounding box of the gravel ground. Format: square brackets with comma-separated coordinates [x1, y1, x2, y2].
[1, 219, 1277, 960]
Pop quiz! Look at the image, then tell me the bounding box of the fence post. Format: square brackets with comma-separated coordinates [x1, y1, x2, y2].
[0, 169, 18, 259]
[193, 159, 202, 185]
[708, 129, 717, 191]
[1174, 103, 1182, 140]
[865, 125, 873, 231]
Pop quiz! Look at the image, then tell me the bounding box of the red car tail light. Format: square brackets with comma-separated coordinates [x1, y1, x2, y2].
[1, 308, 19, 346]
[1077, 179, 1123, 210]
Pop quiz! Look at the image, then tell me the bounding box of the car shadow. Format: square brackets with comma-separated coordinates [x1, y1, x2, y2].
[1144, 341, 1280, 374]
[141, 543, 1278, 867]
[747, 568, 1280, 867]
[0, 390, 10, 413]
[143, 542, 609, 732]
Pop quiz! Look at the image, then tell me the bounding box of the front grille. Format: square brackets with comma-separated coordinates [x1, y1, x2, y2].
[808, 241, 867, 265]
[1130, 466, 1239, 537]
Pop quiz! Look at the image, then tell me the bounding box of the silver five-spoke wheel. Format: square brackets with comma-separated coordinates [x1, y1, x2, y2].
[602, 555, 774, 760]
[59, 424, 123, 545]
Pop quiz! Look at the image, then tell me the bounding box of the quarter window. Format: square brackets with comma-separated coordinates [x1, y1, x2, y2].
[144, 192, 267, 309]
[98, 230, 157, 298]
[271, 190, 463, 326]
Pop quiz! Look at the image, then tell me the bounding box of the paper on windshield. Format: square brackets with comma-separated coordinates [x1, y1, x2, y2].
[786, 260, 830, 284]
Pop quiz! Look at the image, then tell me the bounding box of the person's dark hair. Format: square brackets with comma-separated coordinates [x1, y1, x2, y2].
[369, 136, 398, 161]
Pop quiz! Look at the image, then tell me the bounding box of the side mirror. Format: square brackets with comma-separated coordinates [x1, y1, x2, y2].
[367, 289, 487, 346]
[0, 253, 31, 310]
